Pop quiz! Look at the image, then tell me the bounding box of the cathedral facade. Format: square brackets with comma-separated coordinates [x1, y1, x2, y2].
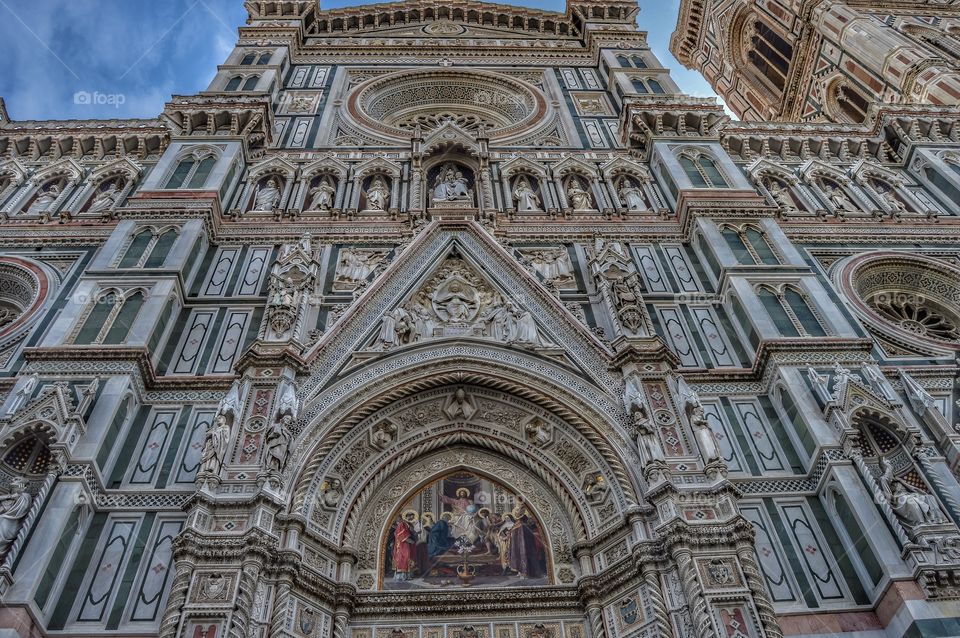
[0, 1, 959, 638]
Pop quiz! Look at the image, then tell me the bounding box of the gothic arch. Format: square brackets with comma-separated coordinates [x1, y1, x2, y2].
[288, 350, 643, 524]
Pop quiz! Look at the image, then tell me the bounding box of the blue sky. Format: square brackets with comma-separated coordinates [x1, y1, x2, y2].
[0, 0, 717, 121]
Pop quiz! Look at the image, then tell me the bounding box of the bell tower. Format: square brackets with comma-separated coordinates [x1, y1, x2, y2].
[671, 0, 960, 123]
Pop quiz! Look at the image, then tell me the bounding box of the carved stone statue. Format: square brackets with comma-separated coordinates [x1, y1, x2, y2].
[87, 181, 122, 214]
[336, 249, 384, 285]
[566, 179, 592, 210]
[365, 176, 390, 211]
[432, 165, 472, 203]
[263, 414, 292, 474]
[618, 179, 646, 211]
[880, 459, 947, 528]
[307, 179, 335, 211]
[609, 275, 642, 309]
[380, 306, 413, 348]
[623, 376, 648, 422]
[0, 477, 31, 557]
[826, 184, 856, 212]
[525, 249, 574, 283]
[254, 177, 282, 211]
[513, 177, 541, 212]
[320, 478, 343, 508]
[200, 413, 231, 477]
[263, 379, 298, 474]
[27, 184, 61, 215]
[768, 181, 798, 214]
[443, 387, 477, 420]
[525, 418, 551, 445]
[878, 184, 907, 213]
[676, 377, 723, 465]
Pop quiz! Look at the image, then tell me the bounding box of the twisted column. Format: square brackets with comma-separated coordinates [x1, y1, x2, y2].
[640, 564, 672, 638]
[735, 543, 783, 638]
[158, 561, 194, 638]
[271, 582, 291, 637]
[585, 604, 607, 638]
[673, 549, 715, 638]
[227, 562, 261, 638]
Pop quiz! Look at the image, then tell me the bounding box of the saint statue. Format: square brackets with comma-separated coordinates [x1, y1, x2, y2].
[337, 250, 378, 283]
[254, 177, 282, 211]
[200, 413, 231, 476]
[619, 180, 646, 211]
[880, 459, 947, 528]
[87, 181, 122, 214]
[380, 307, 413, 348]
[826, 184, 855, 212]
[768, 182, 798, 214]
[262, 413, 292, 474]
[433, 166, 472, 202]
[365, 177, 390, 211]
[566, 179, 592, 210]
[27, 184, 61, 215]
[0, 478, 32, 557]
[307, 179, 335, 211]
[513, 177, 541, 212]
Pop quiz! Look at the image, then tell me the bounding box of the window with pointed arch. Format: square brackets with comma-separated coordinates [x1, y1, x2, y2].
[679, 152, 729, 188]
[164, 151, 218, 190]
[829, 80, 871, 124]
[721, 225, 779, 265]
[73, 288, 147, 345]
[745, 19, 794, 94]
[118, 227, 179, 269]
[756, 284, 828, 337]
[241, 51, 272, 65]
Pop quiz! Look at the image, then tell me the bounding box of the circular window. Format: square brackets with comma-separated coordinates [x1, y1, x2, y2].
[0, 258, 48, 341]
[347, 69, 548, 141]
[838, 253, 960, 350]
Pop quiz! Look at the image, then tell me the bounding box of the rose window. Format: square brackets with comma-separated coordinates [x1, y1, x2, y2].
[837, 253, 960, 350]
[867, 294, 960, 342]
[0, 259, 45, 338]
[347, 69, 548, 141]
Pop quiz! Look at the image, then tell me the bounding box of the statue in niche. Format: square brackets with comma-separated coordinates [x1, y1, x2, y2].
[200, 413, 231, 477]
[0, 478, 32, 557]
[875, 181, 907, 214]
[27, 183, 61, 215]
[525, 249, 574, 283]
[201, 380, 243, 477]
[618, 178, 646, 211]
[263, 380, 297, 475]
[365, 176, 390, 211]
[254, 177, 282, 211]
[432, 164, 473, 203]
[307, 178, 335, 211]
[566, 178, 593, 211]
[676, 377, 722, 466]
[825, 183, 856, 212]
[880, 459, 948, 528]
[609, 274, 643, 309]
[767, 181, 799, 214]
[87, 181, 123, 214]
[513, 177, 541, 212]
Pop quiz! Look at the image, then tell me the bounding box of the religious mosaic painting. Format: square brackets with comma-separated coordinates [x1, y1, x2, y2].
[381, 471, 550, 590]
